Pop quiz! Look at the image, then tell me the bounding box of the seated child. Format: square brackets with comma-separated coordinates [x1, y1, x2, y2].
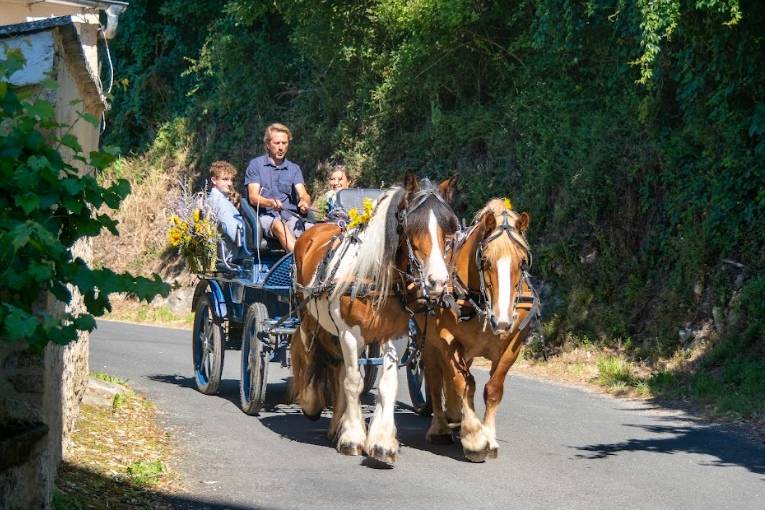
[207, 161, 244, 246]
[322, 164, 351, 223]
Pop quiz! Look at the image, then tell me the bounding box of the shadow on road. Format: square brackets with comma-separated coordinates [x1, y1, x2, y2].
[572, 419, 765, 476]
[57, 463, 271, 510]
[146, 374, 473, 463]
[258, 397, 471, 463]
[146, 373, 295, 411]
[147, 374, 243, 408]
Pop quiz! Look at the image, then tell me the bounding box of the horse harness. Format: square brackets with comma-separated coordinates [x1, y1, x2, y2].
[448, 211, 541, 336]
[292, 187, 456, 336]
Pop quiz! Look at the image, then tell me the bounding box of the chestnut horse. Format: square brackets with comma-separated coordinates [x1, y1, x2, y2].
[419, 198, 539, 462]
[291, 174, 458, 465]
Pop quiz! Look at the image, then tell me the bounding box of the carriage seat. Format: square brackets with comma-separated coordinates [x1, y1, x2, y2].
[240, 187, 285, 253]
[215, 216, 253, 272]
[335, 188, 384, 212]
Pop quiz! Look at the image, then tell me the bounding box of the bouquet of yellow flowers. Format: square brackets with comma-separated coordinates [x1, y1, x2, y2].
[167, 182, 220, 273]
[347, 197, 375, 229]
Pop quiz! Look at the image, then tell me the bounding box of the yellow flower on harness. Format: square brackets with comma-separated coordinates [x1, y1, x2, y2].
[347, 197, 375, 229]
[503, 197, 513, 210]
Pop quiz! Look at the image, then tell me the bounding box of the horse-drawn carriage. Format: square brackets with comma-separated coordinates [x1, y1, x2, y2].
[190, 176, 539, 464]
[189, 186, 428, 416]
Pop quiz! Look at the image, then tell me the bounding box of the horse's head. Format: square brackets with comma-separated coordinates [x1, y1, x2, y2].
[397, 173, 459, 299]
[469, 199, 531, 334]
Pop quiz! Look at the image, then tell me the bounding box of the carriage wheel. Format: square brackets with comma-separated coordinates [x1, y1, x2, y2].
[192, 293, 225, 395]
[361, 342, 381, 395]
[406, 320, 432, 416]
[240, 302, 270, 416]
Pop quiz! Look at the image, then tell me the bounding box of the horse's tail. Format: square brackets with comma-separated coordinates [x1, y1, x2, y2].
[290, 313, 342, 417]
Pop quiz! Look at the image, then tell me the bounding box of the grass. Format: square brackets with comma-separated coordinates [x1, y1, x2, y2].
[104, 297, 194, 329]
[91, 371, 127, 386]
[55, 377, 179, 509]
[112, 392, 127, 410]
[597, 355, 636, 389]
[127, 460, 167, 487]
[516, 338, 764, 439]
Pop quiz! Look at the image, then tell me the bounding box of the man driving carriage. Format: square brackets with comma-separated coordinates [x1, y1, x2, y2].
[245, 122, 313, 252]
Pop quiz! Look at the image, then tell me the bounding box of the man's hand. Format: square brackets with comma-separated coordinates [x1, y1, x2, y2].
[297, 199, 310, 215]
[271, 199, 283, 211]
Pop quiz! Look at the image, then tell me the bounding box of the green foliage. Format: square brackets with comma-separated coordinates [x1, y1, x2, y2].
[126, 460, 165, 487]
[597, 355, 636, 388]
[52, 489, 86, 510]
[105, 1, 765, 368]
[92, 371, 127, 386]
[0, 50, 169, 351]
[112, 392, 127, 410]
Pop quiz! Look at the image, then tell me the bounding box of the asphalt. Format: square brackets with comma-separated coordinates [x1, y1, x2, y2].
[90, 320, 765, 510]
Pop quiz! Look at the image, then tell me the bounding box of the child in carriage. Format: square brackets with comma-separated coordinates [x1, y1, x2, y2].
[207, 160, 244, 250]
[317, 163, 351, 223]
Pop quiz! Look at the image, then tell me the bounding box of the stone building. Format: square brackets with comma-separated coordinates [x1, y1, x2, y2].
[0, 2, 126, 508]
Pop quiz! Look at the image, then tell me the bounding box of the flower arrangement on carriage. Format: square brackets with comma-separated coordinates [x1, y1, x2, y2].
[346, 197, 375, 229]
[167, 183, 220, 273]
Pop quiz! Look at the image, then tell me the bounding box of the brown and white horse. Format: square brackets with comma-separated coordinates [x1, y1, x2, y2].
[419, 198, 539, 462]
[291, 174, 459, 465]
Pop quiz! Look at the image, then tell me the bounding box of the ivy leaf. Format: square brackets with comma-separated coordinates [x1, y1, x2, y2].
[97, 214, 119, 235]
[89, 150, 116, 170]
[53, 324, 78, 345]
[61, 178, 84, 196]
[10, 222, 32, 250]
[15, 193, 40, 214]
[50, 281, 72, 303]
[60, 134, 82, 153]
[3, 305, 38, 343]
[28, 261, 53, 283]
[77, 111, 100, 127]
[30, 100, 55, 122]
[25, 130, 45, 150]
[62, 195, 84, 214]
[73, 313, 96, 332]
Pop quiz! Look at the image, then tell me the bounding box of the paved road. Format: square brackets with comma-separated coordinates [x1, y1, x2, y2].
[90, 321, 764, 510]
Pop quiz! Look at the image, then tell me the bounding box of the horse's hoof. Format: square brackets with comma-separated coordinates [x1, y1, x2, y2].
[303, 410, 322, 421]
[368, 445, 398, 465]
[426, 433, 453, 445]
[337, 442, 363, 456]
[464, 448, 489, 463]
[486, 447, 498, 459]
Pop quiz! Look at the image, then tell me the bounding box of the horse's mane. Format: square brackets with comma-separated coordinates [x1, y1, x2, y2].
[473, 199, 530, 263]
[330, 186, 406, 304]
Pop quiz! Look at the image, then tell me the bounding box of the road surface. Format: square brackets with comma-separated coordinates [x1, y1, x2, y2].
[90, 320, 764, 509]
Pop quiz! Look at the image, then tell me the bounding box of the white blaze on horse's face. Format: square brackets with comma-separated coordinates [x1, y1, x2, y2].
[421, 209, 449, 296]
[495, 256, 513, 330]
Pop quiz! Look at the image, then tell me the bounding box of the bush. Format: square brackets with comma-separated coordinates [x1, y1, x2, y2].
[0, 50, 168, 350]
